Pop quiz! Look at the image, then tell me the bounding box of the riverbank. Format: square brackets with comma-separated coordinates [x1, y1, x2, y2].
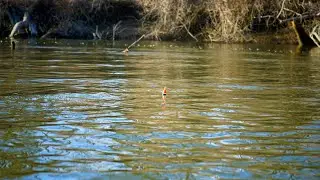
[1, 0, 319, 44]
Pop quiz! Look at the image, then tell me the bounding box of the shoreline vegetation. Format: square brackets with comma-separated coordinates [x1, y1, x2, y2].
[0, 0, 319, 44]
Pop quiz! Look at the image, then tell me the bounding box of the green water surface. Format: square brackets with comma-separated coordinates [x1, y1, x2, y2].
[0, 39, 319, 179]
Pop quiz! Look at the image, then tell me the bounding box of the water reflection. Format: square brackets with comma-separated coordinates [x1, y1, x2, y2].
[0, 40, 319, 179]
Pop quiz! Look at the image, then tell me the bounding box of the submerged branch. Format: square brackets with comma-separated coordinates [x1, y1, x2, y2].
[122, 34, 145, 53]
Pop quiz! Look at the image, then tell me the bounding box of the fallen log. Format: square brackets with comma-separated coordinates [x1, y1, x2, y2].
[291, 21, 317, 47]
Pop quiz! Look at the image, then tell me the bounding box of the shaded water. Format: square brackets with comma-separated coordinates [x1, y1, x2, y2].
[0, 39, 319, 179]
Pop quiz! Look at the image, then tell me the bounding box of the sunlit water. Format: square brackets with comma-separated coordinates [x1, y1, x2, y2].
[0, 39, 319, 179]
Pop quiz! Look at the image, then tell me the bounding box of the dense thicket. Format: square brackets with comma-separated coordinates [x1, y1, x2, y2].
[0, 0, 141, 39]
[138, 0, 320, 42]
[1, 0, 319, 42]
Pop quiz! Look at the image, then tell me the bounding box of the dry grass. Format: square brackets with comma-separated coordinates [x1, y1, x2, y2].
[138, 0, 320, 42]
[137, 0, 203, 40]
[1, 0, 319, 41]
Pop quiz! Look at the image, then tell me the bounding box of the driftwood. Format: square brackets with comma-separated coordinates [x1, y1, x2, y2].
[310, 25, 320, 47]
[122, 34, 145, 53]
[279, 12, 320, 24]
[291, 21, 317, 47]
[277, 12, 320, 48]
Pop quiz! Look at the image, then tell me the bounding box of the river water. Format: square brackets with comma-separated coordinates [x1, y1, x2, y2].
[0, 39, 319, 179]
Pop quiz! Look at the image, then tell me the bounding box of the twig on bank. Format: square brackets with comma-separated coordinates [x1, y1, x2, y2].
[279, 12, 320, 23]
[310, 24, 320, 47]
[122, 34, 145, 53]
[113, 21, 122, 43]
[93, 25, 102, 40]
[283, 8, 302, 17]
[182, 23, 198, 42]
[276, 0, 286, 19]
